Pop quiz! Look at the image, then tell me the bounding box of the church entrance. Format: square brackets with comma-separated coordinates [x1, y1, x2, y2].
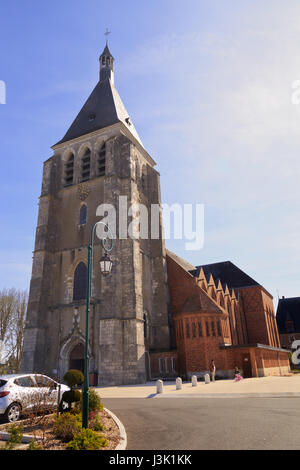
[69, 343, 85, 373]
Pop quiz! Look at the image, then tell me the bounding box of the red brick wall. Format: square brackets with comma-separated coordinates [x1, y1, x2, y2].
[166, 254, 287, 379]
[238, 286, 272, 345]
[238, 286, 281, 348]
[150, 351, 178, 378]
[261, 289, 281, 347]
[174, 312, 231, 376]
[220, 347, 289, 377]
[166, 254, 198, 316]
[235, 301, 249, 344]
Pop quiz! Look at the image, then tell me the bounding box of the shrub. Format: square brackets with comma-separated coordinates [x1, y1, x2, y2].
[64, 369, 84, 389]
[28, 440, 43, 450]
[66, 428, 107, 450]
[89, 388, 103, 412]
[89, 411, 104, 432]
[53, 413, 82, 442]
[78, 388, 103, 413]
[62, 389, 82, 406]
[5, 423, 23, 450]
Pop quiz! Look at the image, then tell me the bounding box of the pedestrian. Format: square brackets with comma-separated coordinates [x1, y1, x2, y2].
[234, 366, 243, 382]
[210, 360, 216, 382]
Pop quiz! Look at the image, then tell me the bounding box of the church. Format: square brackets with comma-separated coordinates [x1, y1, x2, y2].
[21, 42, 289, 384]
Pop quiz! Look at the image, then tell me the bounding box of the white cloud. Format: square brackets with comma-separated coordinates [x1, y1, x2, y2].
[123, 3, 300, 298]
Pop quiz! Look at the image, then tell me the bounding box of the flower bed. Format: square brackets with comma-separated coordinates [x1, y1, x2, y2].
[0, 409, 120, 450]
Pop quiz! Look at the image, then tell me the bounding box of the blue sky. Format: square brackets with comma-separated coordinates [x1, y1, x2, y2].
[0, 0, 300, 306]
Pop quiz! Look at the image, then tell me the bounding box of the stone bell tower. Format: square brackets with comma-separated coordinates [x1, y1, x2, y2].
[21, 41, 171, 385]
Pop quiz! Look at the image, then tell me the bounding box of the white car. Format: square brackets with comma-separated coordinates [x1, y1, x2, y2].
[0, 374, 70, 422]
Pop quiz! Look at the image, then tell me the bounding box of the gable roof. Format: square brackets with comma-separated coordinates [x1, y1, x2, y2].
[54, 78, 143, 146]
[276, 297, 300, 333]
[190, 261, 260, 291]
[166, 249, 195, 273]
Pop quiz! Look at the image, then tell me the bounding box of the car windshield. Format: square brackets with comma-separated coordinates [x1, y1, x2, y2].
[0, 380, 7, 388]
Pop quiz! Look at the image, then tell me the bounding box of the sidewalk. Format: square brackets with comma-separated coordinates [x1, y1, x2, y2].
[95, 375, 300, 399]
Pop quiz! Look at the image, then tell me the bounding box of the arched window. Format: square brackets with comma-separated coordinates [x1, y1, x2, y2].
[81, 149, 91, 181]
[65, 154, 74, 186]
[73, 262, 87, 301]
[98, 143, 106, 176]
[79, 205, 87, 225]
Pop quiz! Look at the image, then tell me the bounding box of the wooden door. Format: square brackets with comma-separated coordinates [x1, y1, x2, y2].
[242, 353, 252, 378]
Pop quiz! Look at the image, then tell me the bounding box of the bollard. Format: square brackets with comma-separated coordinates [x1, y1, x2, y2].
[176, 377, 182, 390]
[204, 373, 210, 384]
[192, 375, 198, 387]
[156, 379, 163, 394]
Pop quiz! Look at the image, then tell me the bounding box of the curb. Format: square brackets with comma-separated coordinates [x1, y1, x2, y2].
[155, 392, 300, 399]
[0, 431, 42, 444]
[104, 407, 127, 450]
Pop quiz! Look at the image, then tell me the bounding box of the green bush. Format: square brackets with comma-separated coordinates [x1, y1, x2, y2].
[53, 413, 82, 442]
[64, 369, 84, 389]
[78, 388, 103, 413]
[90, 414, 104, 432]
[28, 440, 43, 450]
[66, 428, 107, 450]
[5, 423, 23, 449]
[88, 388, 103, 412]
[62, 389, 82, 405]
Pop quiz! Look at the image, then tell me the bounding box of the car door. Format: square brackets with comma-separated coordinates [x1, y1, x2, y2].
[14, 376, 37, 412]
[34, 375, 58, 410]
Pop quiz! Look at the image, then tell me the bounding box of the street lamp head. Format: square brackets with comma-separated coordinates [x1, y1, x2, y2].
[99, 253, 113, 276]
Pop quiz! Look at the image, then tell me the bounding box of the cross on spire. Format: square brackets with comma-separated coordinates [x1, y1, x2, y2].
[105, 28, 111, 45]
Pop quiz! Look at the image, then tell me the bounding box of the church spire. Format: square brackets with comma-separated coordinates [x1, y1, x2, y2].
[54, 33, 144, 148]
[99, 30, 114, 83]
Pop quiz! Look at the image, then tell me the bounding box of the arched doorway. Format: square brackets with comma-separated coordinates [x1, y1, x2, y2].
[69, 343, 85, 372]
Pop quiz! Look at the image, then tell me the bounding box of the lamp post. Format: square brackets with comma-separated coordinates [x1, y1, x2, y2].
[82, 221, 113, 429]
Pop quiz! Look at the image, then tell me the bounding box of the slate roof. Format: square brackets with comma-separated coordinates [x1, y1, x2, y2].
[54, 51, 143, 146]
[100, 44, 114, 59]
[190, 261, 260, 291]
[276, 297, 300, 334]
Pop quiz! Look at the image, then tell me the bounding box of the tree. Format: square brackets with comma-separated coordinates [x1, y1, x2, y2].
[0, 288, 28, 372]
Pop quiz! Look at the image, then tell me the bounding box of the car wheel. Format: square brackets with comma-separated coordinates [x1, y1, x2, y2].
[5, 403, 22, 423]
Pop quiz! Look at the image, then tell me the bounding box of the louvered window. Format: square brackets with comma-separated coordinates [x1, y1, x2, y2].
[65, 154, 74, 186]
[98, 143, 106, 176]
[81, 149, 91, 181]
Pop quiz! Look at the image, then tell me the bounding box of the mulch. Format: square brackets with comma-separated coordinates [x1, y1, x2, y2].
[0, 409, 120, 450]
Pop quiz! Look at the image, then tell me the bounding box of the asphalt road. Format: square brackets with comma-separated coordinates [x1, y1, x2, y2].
[103, 397, 300, 450]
